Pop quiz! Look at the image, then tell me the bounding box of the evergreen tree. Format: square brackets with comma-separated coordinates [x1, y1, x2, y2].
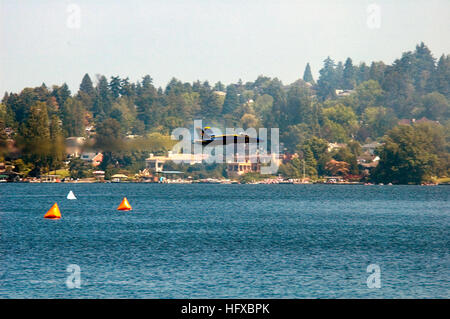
[431, 55, 450, 99]
[356, 62, 370, 84]
[94, 76, 112, 116]
[413, 42, 436, 93]
[342, 58, 356, 89]
[213, 81, 225, 92]
[421, 92, 449, 121]
[285, 86, 313, 125]
[136, 76, 159, 129]
[0, 116, 8, 157]
[199, 83, 223, 119]
[369, 61, 386, 84]
[79, 73, 95, 97]
[18, 102, 51, 176]
[61, 97, 85, 136]
[53, 83, 71, 108]
[317, 56, 337, 100]
[222, 85, 240, 114]
[302, 63, 314, 83]
[119, 77, 135, 97]
[335, 61, 344, 89]
[109, 76, 122, 99]
[49, 115, 65, 172]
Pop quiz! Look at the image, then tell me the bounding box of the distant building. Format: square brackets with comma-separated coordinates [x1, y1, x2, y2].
[227, 159, 260, 177]
[226, 153, 281, 177]
[80, 152, 103, 167]
[93, 170, 105, 181]
[325, 176, 345, 183]
[327, 142, 346, 152]
[145, 151, 281, 178]
[146, 156, 165, 172]
[335, 89, 354, 97]
[145, 152, 209, 172]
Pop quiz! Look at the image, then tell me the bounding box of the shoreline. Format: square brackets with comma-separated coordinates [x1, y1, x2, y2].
[0, 180, 445, 185]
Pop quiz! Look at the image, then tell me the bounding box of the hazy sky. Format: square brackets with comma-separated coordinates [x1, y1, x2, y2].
[1, 0, 449, 94]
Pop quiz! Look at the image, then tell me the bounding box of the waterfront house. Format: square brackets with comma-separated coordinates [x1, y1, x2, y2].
[80, 152, 103, 167]
[145, 152, 209, 172]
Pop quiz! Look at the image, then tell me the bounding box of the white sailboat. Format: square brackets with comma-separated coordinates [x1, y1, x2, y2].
[67, 190, 77, 200]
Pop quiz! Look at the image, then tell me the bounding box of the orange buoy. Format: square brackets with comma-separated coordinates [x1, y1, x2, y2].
[44, 202, 61, 219]
[117, 197, 132, 211]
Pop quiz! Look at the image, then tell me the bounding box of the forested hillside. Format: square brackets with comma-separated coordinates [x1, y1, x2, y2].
[0, 43, 449, 183]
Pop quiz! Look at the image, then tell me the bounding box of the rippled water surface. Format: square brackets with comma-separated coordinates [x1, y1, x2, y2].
[1, 184, 449, 298]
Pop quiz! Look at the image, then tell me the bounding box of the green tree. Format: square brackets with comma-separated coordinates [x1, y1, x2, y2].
[421, 92, 449, 121]
[317, 56, 337, 100]
[413, 42, 436, 93]
[109, 76, 122, 99]
[342, 58, 356, 89]
[69, 158, 88, 179]
[61, 97, 85, 136]
[285, 85, 313, 125]
[281, 123, 312, 152]
[48, 115, 65, 172]
[52, 83, 71, 109]
[362, 106, 397, 138]
[302, 63, 314, 84]
[222, 85, 240, 115]
[369, 61, 386, 84]
[213, 81, 225, 92]
[79, 73, 95, 97]
[321, 104, 358, 141]
[95, 117, 123, 152]
[0, 116, 8, 157]
[93, 75, 112, 116]
[431, 54, 450, 99]
[333, 147, 358, 174]
[253, 94, 273, 127]
[18, 102, 51, 176]
[356, 62, 370, 84]
[355, 80, 384, 114]
[299, 137, 330, 175]
[371, 124, 445, 184]
[136, 75, 159, 129]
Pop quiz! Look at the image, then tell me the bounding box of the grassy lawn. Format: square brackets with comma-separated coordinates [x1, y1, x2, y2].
[436, 177, 450, 184]
[53, 169, 70, 178]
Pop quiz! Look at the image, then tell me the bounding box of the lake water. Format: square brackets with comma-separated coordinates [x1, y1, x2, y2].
[0, 184, 449, 298]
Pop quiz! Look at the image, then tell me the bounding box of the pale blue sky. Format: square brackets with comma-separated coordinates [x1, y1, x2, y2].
[1, 0, 449, 94]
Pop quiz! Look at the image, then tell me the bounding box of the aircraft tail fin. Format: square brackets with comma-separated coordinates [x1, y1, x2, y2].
[195, 127, 212, 140]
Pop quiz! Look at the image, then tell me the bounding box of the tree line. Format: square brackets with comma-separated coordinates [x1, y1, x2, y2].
[0, 42, 448, 183]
